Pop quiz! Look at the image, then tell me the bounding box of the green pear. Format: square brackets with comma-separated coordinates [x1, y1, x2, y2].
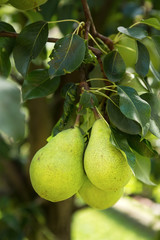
[79, 175, 123, 210]
[84, 118, 132, 191]
[119, 72, 148, 95]
[30, 127, 85, 202]
[9, 0, 47, 10]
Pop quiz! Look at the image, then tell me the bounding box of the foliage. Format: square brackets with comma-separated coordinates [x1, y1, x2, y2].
[0, 0, 160, 239]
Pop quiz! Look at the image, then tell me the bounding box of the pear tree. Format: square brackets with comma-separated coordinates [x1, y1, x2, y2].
[0, 0, 160, 239]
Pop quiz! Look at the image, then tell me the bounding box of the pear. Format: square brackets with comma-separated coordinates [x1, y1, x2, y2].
[30, 127, 85, 202]
[79, 175, 123, 210]
[9, 0, 47, 10]
[84, 118, 132, 191]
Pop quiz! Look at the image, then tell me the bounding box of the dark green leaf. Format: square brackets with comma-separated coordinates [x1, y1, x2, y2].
[134, 151, 155, 185]
[22, 69, 60, 101]
[103, 51, 126, 82]
[141, 93, 160, 138]
[49, 34, 86, 78]
[0, 78, 25, 141]
[107, 95, 141, 135]
[13, 21, 48, 76]
[110, 127, 135, 170]
[0, 22, 16, 77]
[152, 35, 160, 56]
[141, 18, 160, 30]
[52, 83, 77, 136]
[135, 41, 150, 78]
[117, 26, 148, 40]
[117, 86, 151, 136]
[41, 0, 59, 21]
[79, 91, 98, 109]
[127, 135, 156, 158]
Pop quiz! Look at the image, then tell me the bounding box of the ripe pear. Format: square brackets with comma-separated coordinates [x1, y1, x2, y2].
[30, 127, 85, 202]
[9, 0, 47, 10]
[84, 118, 132, 191]
[79, 175, 123, 210]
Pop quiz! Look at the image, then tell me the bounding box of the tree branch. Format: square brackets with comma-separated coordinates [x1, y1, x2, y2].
[0, 31, 59, 43]
[81, 0, 114, 50]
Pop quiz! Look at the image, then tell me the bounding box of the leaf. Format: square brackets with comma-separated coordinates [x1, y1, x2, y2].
[149, 62, 160, 83]
[117, 86, 151, 137]
[103, 51, 126, 82]
[0, 78, 25, 141]
[152, 35, 160, 56]
[0, 22, 16, 77]
[117, 26, 148, 40]
[48, 34, 86, 78]
[127, 135, 156, 158]
[141, 18, 160, 30]
[79, 91, 98, 109]
[22, 69, 60, 101]
[13, 21, 48, 76]
[110, 127, 136, 170]
[107, 94, 141, 135]
[141, 93, 160, 138]
[134, 151, 155, 185]
[52, 83, 77, 136]
[135, 41, 150, 78]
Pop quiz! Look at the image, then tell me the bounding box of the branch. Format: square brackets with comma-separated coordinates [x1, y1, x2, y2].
[0, 31, 59, 43]
[81, 0, 114, 50]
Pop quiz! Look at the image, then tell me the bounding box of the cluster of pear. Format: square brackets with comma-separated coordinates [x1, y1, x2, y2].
[29, 118, 132, 210]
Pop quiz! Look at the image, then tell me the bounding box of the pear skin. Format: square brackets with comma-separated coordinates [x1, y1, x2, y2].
[30, 127, 85, 202]
[79, 175, 123, 210]
[9, 0, 47, 10]
[84, 119, 132, 191]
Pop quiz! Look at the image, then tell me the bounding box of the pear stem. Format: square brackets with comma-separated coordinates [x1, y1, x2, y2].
[74, 105, 82, 127]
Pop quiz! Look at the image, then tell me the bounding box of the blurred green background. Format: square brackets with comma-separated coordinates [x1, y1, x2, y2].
[0, 0, 160, 239]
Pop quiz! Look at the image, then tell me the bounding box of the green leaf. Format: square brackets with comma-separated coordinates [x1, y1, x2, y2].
[103, 51, 126, 82]
[134, 151, 155, 185]
[79, 91, 98, 109]
[107, 95, 141, 135]
[141, 18, 160, 30]
[48, 34, 86, 78]
[0, 78, 25, 141]
[117, 86, 151, 137]
[22, 69, 60, 101]
[141, 93, 160, 138]
[110, 127, 135, 170]
[117, 26, 148, 40]
[152, 35, 160, 56]
[127, 135, 156, 158]
[135, 41, 150, 78]
[149, 62, 160, 83]
[52, 83, 77, 136]
[0, 22, 16, 77]
[13, 21, 48, 76]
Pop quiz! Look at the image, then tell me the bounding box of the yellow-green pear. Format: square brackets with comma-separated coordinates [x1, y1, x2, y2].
[79, 175, 123, 210]
[84, 119, 132, 191]
[30, 127, 85, 202]
[9, 0, 47, 10]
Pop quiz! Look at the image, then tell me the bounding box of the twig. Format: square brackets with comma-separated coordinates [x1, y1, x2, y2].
[0, 31, 59, 43]
[81, 0, 114, 50]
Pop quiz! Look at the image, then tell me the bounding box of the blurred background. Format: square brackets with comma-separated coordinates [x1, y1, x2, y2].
[0, 0, 160, 239]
